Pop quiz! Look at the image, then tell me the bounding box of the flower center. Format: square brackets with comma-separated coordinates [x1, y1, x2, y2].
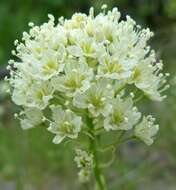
[132, 68, 141, 81]
[64, 73, 85, 90]
[104, 59, 123, 74]
[42, 60, 58, 75]
[112, 110, 123, 124]
[60, 121, 74, 134]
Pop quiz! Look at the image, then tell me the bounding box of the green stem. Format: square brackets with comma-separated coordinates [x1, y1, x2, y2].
[86, 116, 107, 190]
[90, 136, 107, 190]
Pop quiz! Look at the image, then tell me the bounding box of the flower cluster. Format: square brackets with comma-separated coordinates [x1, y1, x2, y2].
[7, 6, 169, 183]
[74, 149, 93, 183]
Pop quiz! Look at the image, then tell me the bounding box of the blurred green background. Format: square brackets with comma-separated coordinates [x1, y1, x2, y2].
[0, 0, 176, 190]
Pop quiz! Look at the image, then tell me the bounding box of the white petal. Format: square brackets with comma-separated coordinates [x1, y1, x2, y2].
[52, 135, 65, 144]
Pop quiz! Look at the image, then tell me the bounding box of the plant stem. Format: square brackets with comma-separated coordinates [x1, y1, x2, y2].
[90, 137, 107, 190]
[86, 116, 107, 190]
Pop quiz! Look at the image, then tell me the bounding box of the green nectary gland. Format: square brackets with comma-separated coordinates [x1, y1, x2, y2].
[82, 42, 95, 55]
[80, 159, 89, 168]
[42, 60, 58, 74]
[86, 57, 98, 67]
[111, 110, 124, 124]
[88, 92, 105, 108]
[59, 121, 74, 134]
[36, 89, 45, 100]
[104, 61, 123, 74]
[64, 74, 85, 89]
[132, 67, 141, 81]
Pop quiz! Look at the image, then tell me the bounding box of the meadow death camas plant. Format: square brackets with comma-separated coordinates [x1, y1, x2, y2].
[6, 5, 169, 190]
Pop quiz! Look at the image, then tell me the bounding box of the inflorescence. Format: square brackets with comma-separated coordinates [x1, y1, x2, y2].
[6, 5, 169, 183]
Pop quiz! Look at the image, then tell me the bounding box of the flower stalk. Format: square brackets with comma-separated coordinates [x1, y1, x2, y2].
[87, 116, 107, 190]
[90, 137, 107, 190]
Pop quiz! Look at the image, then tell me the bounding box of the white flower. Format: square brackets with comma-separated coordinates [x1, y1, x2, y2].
[26, 81, 54, 109]
[85, 7, 120, 42]
[134, 115, 159, 145]
[98, 53, 132, 80]
[67, 38, 105, 68]
[64, 13, 87, 29]
[67, 28, 85, 45]
[73, 79, 113, 117]
[11, 74, 32, 106]
[51, 60, 93, 97]
[10, 71, 53, 110]
[38, 46, 66, 80]
[20, 107, 43, 130]
[48, 106, 82, 144]
[78, 169, 91, 183]
[104, 97, 141, 131]
[74, 149, 93, 168]
[130, 53, 166, 101]
[74, 149, 93, 183]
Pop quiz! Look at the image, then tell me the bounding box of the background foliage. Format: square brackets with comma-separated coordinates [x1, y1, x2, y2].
[0, 0, 176, 189]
